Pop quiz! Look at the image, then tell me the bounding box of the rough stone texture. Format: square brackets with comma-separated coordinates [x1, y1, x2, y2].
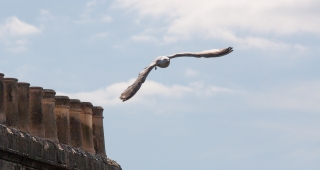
[0, 73, 4, 124]
[42, 89, 59, 143]
[55, 96, 71, 145]
[0, 159, 37, 170]
[69, 99, 82, 148]
[0, 124, 122, 170]
[92, 106, 107, 157]
[80, 102, 95, 154]
[17, 82, 30, 133]
[3, 78, 19, 129]
[107, 159, 122, 170]
[29, 86, 45, 138]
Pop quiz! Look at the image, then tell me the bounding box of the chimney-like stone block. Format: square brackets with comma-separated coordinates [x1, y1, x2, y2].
[29, 86, 44, 138]
[42, 89, 59, 143]
[3, 78, 19, 129]
[17, 82, 30, 133]
[80, 102, 95, 154]
[92, 106, 106, 157]
[55, 96, 71, 145]
[69, 99, 83, 148]
[0, 73, 5, 124]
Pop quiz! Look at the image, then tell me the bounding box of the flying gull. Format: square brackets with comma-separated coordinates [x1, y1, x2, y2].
[120, 47, 233, 102]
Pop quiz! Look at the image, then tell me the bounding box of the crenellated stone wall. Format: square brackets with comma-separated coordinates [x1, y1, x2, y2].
[0, 73, 121, 170]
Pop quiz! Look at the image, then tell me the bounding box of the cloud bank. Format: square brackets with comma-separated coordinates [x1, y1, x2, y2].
[58, 78, 320, 113]
[114, 0, 319, 49]
[57, 79, 234, 106]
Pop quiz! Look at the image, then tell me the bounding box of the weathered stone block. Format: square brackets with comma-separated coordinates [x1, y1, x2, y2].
[3, 78, 19, 129]
[55, 96, 71, 145]
[42, 89, 59, 143]
[17, 82, 30, 133]
[29, 86, 45, 138]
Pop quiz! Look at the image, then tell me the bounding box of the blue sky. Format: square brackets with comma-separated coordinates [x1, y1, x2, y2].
[1, 0, 320, 169]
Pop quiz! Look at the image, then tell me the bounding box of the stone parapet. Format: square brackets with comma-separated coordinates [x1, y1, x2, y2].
[0, 124, 121, 170]
[0, 73, 121, 170]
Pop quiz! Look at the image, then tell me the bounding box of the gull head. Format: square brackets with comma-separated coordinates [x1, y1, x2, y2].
[156, 56, 170, 68]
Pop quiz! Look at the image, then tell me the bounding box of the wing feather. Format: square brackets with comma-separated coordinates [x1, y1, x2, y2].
[119, 63, 156, 102]
[168, 47, 233, 59]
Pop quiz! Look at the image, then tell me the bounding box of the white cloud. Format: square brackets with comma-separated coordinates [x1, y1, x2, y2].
[115, 0, 320, 34]
[0, 16, 41, 36]
[0, 16, 41, 52]
[114, 0, 318, 49]
[57, 78, 233, 106]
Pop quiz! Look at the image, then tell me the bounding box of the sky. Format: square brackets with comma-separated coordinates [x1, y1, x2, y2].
[0, 0, 320, 169]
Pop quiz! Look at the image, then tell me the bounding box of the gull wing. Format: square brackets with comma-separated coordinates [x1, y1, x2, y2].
[168, 47, 233, 59]
[119, 62, 157, 102]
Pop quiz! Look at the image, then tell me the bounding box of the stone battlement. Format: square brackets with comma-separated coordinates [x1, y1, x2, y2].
[0, 73, 121, 170]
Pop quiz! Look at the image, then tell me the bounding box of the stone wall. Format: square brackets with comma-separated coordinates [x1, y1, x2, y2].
[0, 73, 121, 170]
[0, 124, 120, 170]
